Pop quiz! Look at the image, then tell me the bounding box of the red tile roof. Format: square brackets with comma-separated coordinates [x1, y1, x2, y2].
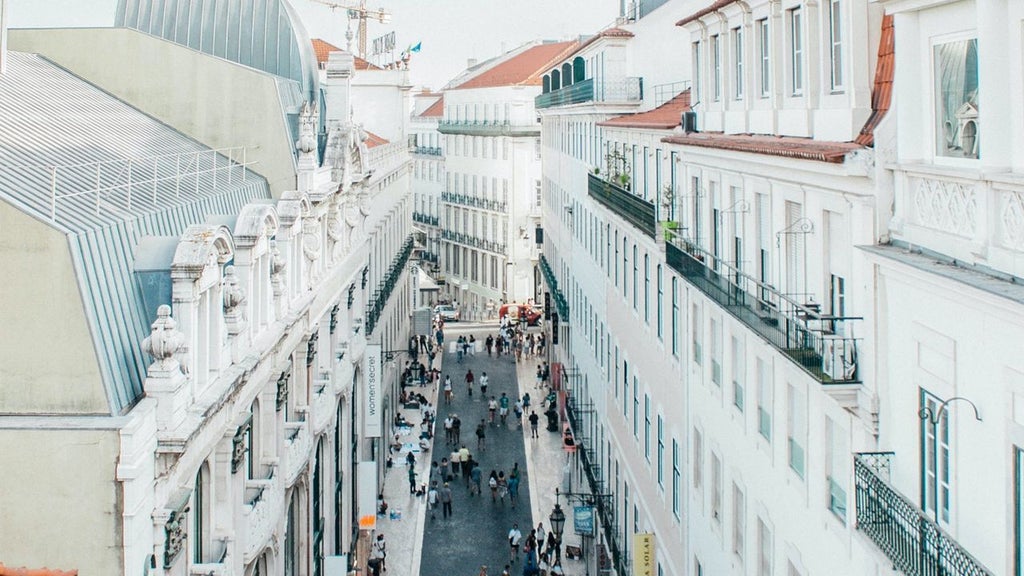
[598, 90, 691, 129]
[451, 41, 580, 90]
[311, 38, 380, 70]
[677, 0, 736, 27]
[661, 132, 861, 163]
[0, 565, 78, 576]
[420, 96, 444, 118]
[855, 15, 895, 147]
[562, 27, 635, 63]
[364, 130, 389, 148]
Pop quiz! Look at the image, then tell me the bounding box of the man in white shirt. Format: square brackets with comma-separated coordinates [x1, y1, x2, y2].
[508, 522, 523, 563]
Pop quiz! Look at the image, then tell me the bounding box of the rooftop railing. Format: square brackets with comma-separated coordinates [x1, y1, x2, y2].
[664, 231, 860, 384]
[587, 173, 657, 238]
[535, 77, 644, 109]
[854, 453, 992, 576]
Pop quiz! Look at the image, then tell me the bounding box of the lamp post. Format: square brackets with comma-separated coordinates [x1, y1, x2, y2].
[549, 495, 566, 570]
[917, 396, 982, 523]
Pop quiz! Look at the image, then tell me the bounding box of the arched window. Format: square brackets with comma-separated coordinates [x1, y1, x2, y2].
[313, 440, 325, 576]
[573, 56, 586, 83]
[562, 63, 573, 86]
[284, 491, 300, 576]
[542, 75, 550, 94]
[551, 69, 561, 91]
[192, 463, 211, 564]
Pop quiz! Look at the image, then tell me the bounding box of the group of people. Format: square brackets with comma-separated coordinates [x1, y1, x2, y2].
[484, 326, 547, 361]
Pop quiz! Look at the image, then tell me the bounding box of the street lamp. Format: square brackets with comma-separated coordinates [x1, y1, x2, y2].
[549, 498, 566, 568]
[917, 396, 982, 523]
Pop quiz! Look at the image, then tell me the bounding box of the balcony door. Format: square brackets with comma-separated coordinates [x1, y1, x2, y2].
[920, 389, 951, 526]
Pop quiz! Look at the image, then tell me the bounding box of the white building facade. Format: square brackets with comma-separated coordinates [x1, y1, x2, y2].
[411, 91, 445, 275]
[437, 42, 578, 317]
[533, 0, 1012, 574]
[0, 5, 412, 575]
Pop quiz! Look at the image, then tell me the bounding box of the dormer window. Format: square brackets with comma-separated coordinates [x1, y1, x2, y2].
[935, 38, 979, 159]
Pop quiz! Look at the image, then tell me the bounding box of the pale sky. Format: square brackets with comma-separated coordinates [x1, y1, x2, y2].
[7, 0, 620, 90]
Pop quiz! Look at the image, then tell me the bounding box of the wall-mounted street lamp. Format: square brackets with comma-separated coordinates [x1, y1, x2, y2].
[918, 396, 982, 524]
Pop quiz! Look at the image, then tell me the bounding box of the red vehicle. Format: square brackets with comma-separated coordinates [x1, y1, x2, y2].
[499, 303, 542, 326]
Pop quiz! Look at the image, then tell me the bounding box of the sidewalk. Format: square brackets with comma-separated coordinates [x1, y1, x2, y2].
[373, 350, 440, 576]
[517, 356, 586, 576]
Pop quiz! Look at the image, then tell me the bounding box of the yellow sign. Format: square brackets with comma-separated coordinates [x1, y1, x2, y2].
[632, 532, 655, 576]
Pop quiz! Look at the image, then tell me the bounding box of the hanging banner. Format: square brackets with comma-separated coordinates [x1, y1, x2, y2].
[357, 461, 378, 531]
[632, 532, 655, 576]
[364, 344, 382, 438]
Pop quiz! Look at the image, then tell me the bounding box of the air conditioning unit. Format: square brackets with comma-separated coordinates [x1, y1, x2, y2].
[681, 111, 698, 134]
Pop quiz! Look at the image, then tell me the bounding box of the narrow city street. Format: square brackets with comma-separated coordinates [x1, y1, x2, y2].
[419, 325, 537, 576]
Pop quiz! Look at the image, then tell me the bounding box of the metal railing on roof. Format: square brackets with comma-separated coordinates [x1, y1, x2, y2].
[32, 146, 257, 223]
[651, 80, 692, 108]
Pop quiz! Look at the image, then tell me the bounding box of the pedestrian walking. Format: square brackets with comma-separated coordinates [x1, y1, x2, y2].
[428, 482, 439, 520]
[459, 446, 471, 480]
[444, 415, 454, 444]
[499, 393, 510, 426]
[497, 471, 508, 504]
[444, 375, 453, 405]
[536, 522, 546, 548]
[480, 372, 489, 396]
[488, 397, 498, 425]
[514, 398, 524, 428]
[469, 334, 476, 355]
[535, 365, 543, 389]
[489, 470, 499, 502]
[440, 482, 453, 518]
[408, 466, 417, 494]
[452, 414, 462, 444]
[508, 523, 523, 563]
[465, 369, 475, 397]
[440, 457, 451, 482]
[485, 335, 494, 356]
[529, 411, 540, 438]
[508, 473, 520, 508]
[476, 420, 487, 450]
[470, 460, 482, 495]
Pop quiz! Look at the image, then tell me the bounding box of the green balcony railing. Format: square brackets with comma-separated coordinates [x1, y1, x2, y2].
[440, 229, 506, 255]
[854, 453, 992, 576]
[365, 236, 413, 334]
[664, 233, 860, 384]
[413, 212, 439, 226]
[535, 77, 644, 109]
[441, 190, 507, 213]
[587, 173, 656, 238]
[437, 119, 540, 137]
[539, 254, 569, 318]
[413, 146, 443, 156]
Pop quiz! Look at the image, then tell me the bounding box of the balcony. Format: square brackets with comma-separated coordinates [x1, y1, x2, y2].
[535, 77, 644, 109]
[587, 173, 657, 238]
[440, 229, 507, 255]
[854, 453, 992, 576]
[412, 146, 443, 157]
[665, 234, 860, 384]
[366, 236, 414, 334]
[437, 119, 540, 137]
[413, 212, 439, 227]
[441, 190, 508, 213]
[539, 254, 569, 318]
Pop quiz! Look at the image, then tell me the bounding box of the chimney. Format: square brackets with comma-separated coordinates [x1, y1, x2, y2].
[0, 0, 8, 75]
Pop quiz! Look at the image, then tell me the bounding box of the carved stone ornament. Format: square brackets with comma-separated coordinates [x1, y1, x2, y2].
[222, 265, 247, 319]
[302, 217, 322, 263]
[163, 509, 187, 568]
[231, 420, 251, 474]
[142, 305, 187, 374]
[347, 284, 356, 309]
[330, 305, 340, 334]
[306, 331, 319, 367]
[270, 240, 287, 296]
[276, 371, 290, 411]
[296, 101, 318, 162]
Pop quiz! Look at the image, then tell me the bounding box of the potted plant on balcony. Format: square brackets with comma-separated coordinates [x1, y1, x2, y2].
[616, 172, 631, 191]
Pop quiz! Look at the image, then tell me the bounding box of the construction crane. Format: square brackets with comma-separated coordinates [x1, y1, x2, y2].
[308, 0, 391, 60]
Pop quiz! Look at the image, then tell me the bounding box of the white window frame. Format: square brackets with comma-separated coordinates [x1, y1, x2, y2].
[829, 0, 844, 91]
[733, 27, 744, 100]
[758, 18, 770, 97]
[712, 34, 722, 102]
[789, 8, 804, 95]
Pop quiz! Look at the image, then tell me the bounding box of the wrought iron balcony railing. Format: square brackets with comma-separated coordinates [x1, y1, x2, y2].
[665, 233, 860, 384]
[587, 173, 657, 238]
[539, 254, 569, 318]
[439, 229, 507, 255]
[437, 119, 540, 137]
[413, 212, 439, 226]
[412, 146, 443, 157]
[854, 453, 992, 576]
[365, 236, 413, 334]
[535, 77, 644, 109]
[440, 190, 508, 213]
